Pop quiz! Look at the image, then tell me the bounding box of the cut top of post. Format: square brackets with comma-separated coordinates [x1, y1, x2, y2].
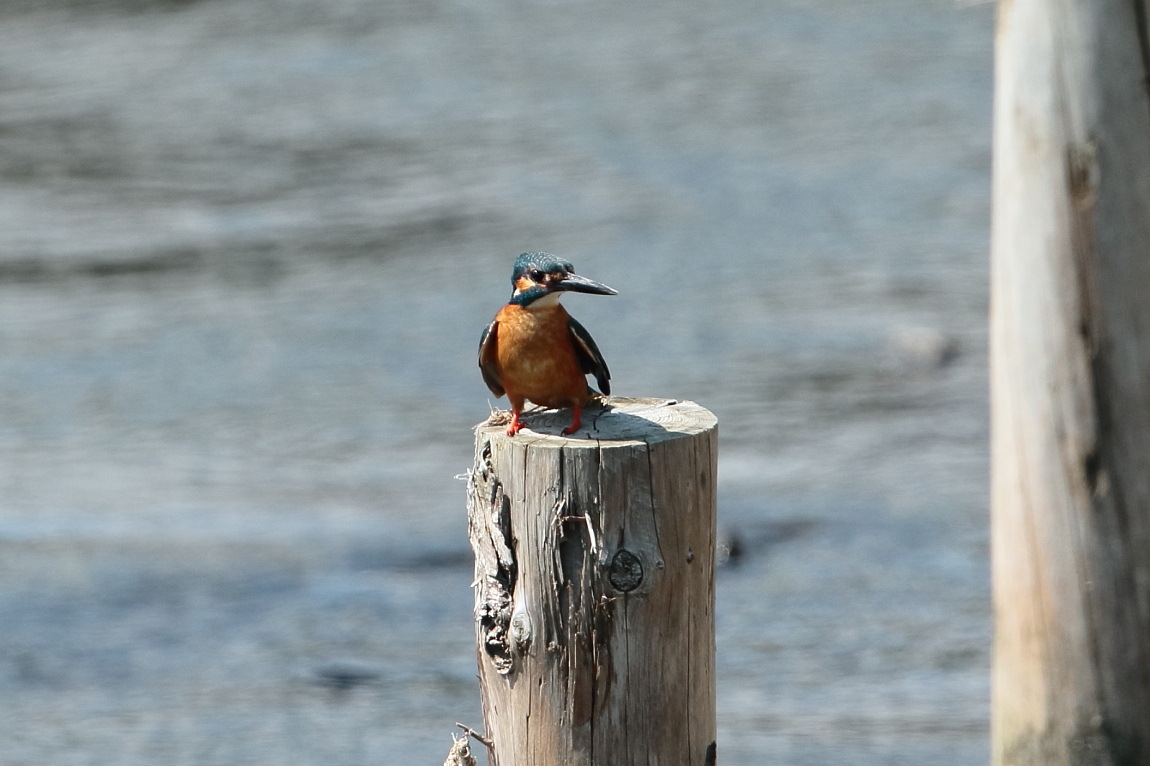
[476, 396, 717, 446]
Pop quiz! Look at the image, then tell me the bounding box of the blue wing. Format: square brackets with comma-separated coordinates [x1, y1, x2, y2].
[478, 320, 504, 397]
[567, 317, 611, 395]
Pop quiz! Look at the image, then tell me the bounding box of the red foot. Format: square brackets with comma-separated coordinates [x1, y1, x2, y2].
[561, 405, 583, 436]
[506, 411, 524, 436]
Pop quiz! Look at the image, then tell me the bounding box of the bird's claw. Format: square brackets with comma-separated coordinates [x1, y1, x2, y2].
[561, 406, 582, 436]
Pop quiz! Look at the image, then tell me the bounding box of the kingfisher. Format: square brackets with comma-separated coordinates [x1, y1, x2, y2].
[478, 252, 617, 436]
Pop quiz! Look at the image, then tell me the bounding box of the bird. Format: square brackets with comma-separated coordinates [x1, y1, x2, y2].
[478, 252, 617, 436]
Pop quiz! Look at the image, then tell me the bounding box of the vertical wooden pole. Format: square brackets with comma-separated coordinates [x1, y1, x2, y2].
[466, 397, 717, 766]
[992, 1, 1150, 763]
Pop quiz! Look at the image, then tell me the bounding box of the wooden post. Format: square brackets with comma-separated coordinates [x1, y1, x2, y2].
[465, 397, 717, 766]
[991, 1, 1150, 763]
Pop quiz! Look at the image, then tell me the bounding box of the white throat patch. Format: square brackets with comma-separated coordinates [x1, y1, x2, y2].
[525, 291, 564, 310]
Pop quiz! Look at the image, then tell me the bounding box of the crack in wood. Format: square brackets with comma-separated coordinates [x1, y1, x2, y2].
[467, 440, 517, 674]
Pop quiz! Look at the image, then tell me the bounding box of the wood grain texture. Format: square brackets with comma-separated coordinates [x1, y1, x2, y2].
[991, 1, 1150, 763]
[466, 397, 717, 766]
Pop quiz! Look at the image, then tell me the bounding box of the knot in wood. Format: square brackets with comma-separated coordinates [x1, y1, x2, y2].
[608, 548, 643, 592]
[510, 607, 533, 648]
[1066, 139, 1098, 209]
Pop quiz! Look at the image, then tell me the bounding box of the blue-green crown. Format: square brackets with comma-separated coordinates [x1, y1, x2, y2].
[511, 251, 573, 284]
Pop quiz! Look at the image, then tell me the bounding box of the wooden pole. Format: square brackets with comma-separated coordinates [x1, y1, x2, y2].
[991, 1, 1150, 763]
[465, 397, 717, 766]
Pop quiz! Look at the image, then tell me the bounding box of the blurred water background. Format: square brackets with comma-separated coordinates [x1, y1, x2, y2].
[0, 0, 993, 763]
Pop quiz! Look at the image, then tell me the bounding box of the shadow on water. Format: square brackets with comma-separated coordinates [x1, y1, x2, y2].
[2, 0, 210, 16]
[718, 519, 819, 569]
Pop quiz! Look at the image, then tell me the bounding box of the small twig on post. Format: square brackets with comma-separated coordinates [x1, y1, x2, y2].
[455, 723, 494, 751]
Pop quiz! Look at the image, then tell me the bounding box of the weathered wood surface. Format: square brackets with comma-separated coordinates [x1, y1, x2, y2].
[991, 1, 1150, 764]
[466, 397, 717, 766]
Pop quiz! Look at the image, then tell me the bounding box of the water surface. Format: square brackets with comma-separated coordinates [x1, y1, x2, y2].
[0, 1, 993, 763]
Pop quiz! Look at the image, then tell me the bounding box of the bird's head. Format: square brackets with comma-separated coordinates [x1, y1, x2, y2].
[508, 252, 618, 308]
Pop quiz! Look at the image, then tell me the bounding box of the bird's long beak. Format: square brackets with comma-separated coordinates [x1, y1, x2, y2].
[554, 273, 618, 296]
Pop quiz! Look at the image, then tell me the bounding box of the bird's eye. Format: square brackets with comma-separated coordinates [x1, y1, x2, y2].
[530, 269, 544, 282]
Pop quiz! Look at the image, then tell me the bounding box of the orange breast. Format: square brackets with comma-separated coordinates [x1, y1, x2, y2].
[495, 303, 589, 409]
